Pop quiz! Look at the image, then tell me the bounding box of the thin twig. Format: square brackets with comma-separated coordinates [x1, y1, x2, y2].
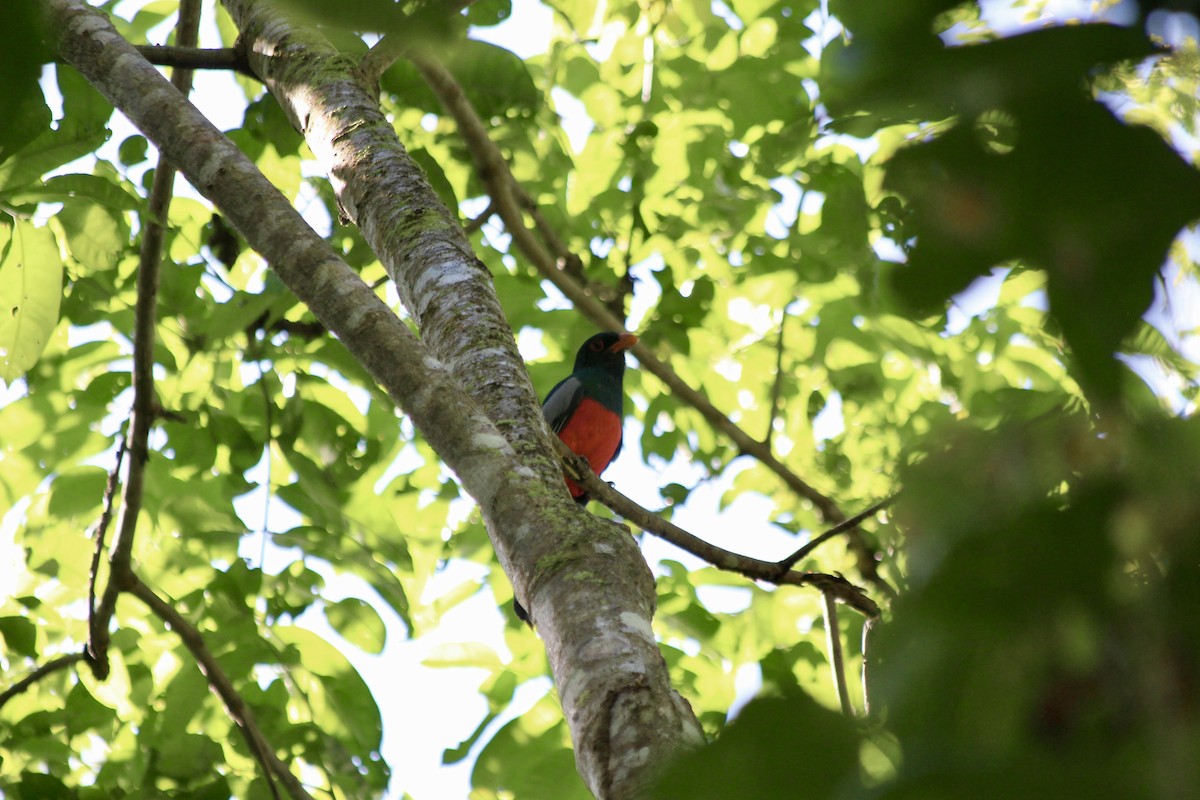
[357, 0, 483, 85]
[90, 0, 202, 682]
[134, 45, 253, 75]
[773, 494, 898, 578]
[765, 305, 790, 449]
[822, 591, 853, 717]
[611, 198, 643, 320]
[413, 54, 630, 310]
[464, 199, 496, 233]
[861, 616, 877, 719]
[554, 438, 880, 618]
[357, 34, 408, 86]
[252, 355, 275, 619]
[127, 578, 304, 800]
[412, 52, 896, 595]
[0, 651, 87, 712]
[87, 436, 127, 663]
[245, 311, 326, 341]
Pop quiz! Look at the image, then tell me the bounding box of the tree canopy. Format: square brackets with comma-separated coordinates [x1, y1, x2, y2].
[2, 0, 1199, 798]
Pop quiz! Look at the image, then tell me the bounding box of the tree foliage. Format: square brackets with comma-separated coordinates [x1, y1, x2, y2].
[2, 0, 1199, 798]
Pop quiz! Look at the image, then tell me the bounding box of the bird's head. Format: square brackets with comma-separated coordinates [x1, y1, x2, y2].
[573, 332, 638, 374]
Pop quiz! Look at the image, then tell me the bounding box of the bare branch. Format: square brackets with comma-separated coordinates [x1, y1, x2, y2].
[464, 199, 496, 233]
[861, 616, 878, 719]
[554, 438, 881, 618]
[89, 0, 203, 680]
[765, 305, 790, 448]
[357, 34, 408, 87]
[87, 436, 126, 668]
[412, 51, 896, 595]
[245, 311, 327, 341]
[822, 592, 853, 717]
[410, 54, 627, 306]
[127, 579, 300, 800]
[773, 494, 898, 578]
[356, 0, 483, 87]
[0, 652, 87, 713]
[135, 45, 252, 75]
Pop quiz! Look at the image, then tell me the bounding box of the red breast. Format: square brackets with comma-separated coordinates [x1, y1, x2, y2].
[555, 396, 623, 497]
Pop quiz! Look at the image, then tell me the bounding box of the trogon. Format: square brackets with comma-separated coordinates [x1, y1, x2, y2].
[513, 331, 637, 624]
[542, 331, 638, 503]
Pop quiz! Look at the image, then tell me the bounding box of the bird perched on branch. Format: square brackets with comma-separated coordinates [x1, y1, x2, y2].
[542, 331, 638, 503]
[514, 331, 637, 624]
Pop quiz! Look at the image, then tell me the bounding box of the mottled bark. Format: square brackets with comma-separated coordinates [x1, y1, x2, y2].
[48, 0, 703, 796]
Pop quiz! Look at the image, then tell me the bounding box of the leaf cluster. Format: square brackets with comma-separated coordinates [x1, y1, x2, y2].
[2, 0, 1199, 797]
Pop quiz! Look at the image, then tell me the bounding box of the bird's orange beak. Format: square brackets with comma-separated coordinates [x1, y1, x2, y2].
[613, 333, 638, 352]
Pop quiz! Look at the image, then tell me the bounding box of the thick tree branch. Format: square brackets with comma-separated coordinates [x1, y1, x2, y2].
[216, 5, 704, 793]
[50, 3, 703, 795]
[127, 578, 298, 800]
[554, 438, 881, 618]
[411, 53, 896, 597]
[89, 0, 202, 680]
[0, 652, 87, 713]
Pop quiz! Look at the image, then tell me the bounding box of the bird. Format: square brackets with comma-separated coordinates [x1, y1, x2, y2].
[542, 331, 638, 503]
[513, 331, 637, 624]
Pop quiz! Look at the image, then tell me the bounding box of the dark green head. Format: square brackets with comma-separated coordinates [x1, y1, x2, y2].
[573, 332, 638, 377]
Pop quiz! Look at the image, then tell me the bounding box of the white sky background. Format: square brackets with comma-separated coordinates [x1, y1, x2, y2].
[2, 0, 1199, 798]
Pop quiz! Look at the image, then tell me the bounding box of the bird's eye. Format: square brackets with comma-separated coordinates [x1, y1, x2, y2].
[589, 340, 604, 352]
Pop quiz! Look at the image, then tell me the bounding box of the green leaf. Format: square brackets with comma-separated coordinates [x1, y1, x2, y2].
[409, 147, 459, 215]
[445, 39, 540, 119]
[57, 64, 115, 137]
[887, 98, 1200, 397]
[471, 700, 591, 800]
[443, 709, 500, 765]
[157, 663, 211, 737]
[324, 597, 387, 654]
[0, 220, 63, 384]
[5, 174, 141, 212]
[0, 127, 109, 194]
[176, 777, 233, 800]
[423, 642, 503, 671]
[0, 615, 38, 658]
[47, 467, 108, 518]
[11, 773, 75, 800]
[117, 134, 149, 166]
[650, 692, 860, 799]
[465, 0, 512, 27]
[155, 732, 225, 781]
[275, 626, 383, 752]
[65, 680, 116, 736]
[0, 0, 52, 163]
